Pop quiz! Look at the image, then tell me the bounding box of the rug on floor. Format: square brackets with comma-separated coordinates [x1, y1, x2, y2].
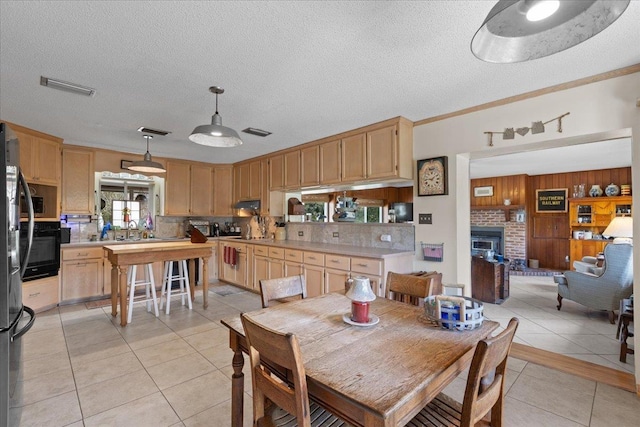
[211, 285, 246, 296]
[86, 298, 111, 309]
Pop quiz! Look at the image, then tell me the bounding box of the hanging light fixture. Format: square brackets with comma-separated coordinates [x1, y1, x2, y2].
[189, 86, 243, 147]
[471, 0, 630, 63]
[128, 135, 166, 173]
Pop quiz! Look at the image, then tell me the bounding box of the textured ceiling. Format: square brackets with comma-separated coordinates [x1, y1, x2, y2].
[1, 1, 639, 165]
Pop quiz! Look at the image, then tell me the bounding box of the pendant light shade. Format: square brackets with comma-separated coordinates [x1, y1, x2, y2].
[471, 0, 630, 63]
[189, 86, 243, 147]
[128, 135, 166, 173]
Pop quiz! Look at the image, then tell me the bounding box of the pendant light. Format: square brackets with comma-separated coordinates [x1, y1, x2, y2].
[189, 86, 243, 147]
[471, 0, 630, 63]
[128, 135, 166, 173]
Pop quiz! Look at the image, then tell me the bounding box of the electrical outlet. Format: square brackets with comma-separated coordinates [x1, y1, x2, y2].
[298, 231, 304, 237]
[419, 213, 432, 224]
[332, 232, 339, 238]
[380, 234, 391, 242]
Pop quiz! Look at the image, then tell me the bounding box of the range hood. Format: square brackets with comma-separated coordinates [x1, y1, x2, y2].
[234, 200, 260, 211]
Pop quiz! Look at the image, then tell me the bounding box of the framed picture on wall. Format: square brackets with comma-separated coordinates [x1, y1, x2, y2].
[536, 188, 568, 213]
[417, 156, 448, 196]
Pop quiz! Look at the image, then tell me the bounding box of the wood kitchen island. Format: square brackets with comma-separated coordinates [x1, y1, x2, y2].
[104, 241, 217, 326]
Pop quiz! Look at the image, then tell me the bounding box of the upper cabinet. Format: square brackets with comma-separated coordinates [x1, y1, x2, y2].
[341, 133, 367, 182]
[234, 160, 261, 202]
[269, 154, 284, 191]
[367, 125, 398, 179]
[62, 147, 95, 215]
[165, 160, 192, 216]
[319, 139, 341, 185]
[213, 166, 233, 216]
[284, 150, 301, 189]
[13, 125, 62, 186]
[190, 163, 214, 216]
[300, 145, 319, 187]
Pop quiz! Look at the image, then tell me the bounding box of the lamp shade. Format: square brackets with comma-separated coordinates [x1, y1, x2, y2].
[128, 135, 166, 173]
[189, 112, 243, 147]
[603, 216, 632, 238]
[345, 276, 376, 302]
[471, 0, 630, 63]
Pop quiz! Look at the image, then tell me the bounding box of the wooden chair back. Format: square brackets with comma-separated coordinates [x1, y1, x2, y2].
[260, 275, 307, 308]
[461, 317, 519, 426]
[387, 271, 442, 306]
[241, 313, 311, 427]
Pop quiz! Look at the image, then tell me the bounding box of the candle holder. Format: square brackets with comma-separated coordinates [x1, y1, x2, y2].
[345, 276, 376, 323]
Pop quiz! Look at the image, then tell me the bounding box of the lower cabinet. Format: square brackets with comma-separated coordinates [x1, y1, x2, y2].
[219, 241, 249, 288]
[62, 258, 102, 301]
[22, 275, 59, 313]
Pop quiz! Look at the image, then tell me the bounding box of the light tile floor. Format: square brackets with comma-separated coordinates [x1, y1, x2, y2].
[10, 276, 640, 426]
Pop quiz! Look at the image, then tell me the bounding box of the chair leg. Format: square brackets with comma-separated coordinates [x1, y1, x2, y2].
[147, 263, 159, 317]
[127, 265, 138, 324]
[181, 260, 192, 310]
[609, 311, 616, 324]
[557, 294, 563, 310]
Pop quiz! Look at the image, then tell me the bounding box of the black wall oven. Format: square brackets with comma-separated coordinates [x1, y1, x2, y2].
[19, 221, 61, 281]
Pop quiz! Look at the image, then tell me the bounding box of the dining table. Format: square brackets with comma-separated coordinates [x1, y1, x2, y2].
[221, 293, 499, 427]
[104, 240, 217, 326]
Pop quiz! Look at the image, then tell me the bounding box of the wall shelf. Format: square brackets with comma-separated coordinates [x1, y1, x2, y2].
[470, 204, 524, 213]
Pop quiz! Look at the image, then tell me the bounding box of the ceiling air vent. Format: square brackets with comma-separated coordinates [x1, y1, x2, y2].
[242, 127, 272, 137]
[137, 126, 171, 136]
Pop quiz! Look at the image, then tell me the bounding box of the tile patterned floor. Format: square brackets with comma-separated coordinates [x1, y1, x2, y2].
[10, 276, 640, 426]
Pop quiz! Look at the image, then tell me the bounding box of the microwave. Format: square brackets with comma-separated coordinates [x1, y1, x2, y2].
[21, 195, 44, 217]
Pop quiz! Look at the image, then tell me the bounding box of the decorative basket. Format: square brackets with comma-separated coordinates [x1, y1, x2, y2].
[424, 295, 484, 331]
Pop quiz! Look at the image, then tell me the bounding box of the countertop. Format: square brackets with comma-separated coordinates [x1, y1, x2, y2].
[63, 237, 414, 259]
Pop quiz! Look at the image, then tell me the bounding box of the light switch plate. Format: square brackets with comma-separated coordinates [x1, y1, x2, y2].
[380, 234, 391, 242]
[332, 232, 339, 238]
[298, 231, 304, 237]
[419, 213, 432, 224]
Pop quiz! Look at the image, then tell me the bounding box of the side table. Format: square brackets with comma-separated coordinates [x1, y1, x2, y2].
[616, 298, 634, 363]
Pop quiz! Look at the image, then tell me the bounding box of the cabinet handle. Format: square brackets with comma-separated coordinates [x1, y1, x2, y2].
[330, 259, 339, 263]
[357, 263, 368, 267]
[77, 263, 88, 267]
[77, 253, 88, 256]
[29, 292, 41, 297]
[308, 256, 316, 260]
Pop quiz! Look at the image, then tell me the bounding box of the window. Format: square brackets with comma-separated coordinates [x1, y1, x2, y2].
[355, 206, 382, 223]
[304, 202, 328, 222]
[111, 200, 141, 228]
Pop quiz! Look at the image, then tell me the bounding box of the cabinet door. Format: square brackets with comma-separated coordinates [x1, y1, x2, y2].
[236, 163, 250, 201]
[284, 150, 301, 189]
[35, 137, 62, 185]
[62, 147, 95, 215]
[319, 139, 341, 185]
[341, 133, 366, 182]
[62, 260, 101, 300]
[593, 201, 613, 226]
[236, 251, 248, 288]
[269, 154, 284, 190]
[249, 160, 262, 200]
[253, 256, 269, 290]
[190, 164, 213, 216]
[260, 158, 270, 215]
[285, 262, 303, 277]
[366, 125, 397, 179]
[325, 268, 349, 294]
[165, 161, 191, 215]
[16, 131, 35, 181]
[213, 166, 233, 216]
[300, 145, 319, 187]
[268, 259, 285, 280]
[303, 264, 324, 298]
[23, 276, 59, 313]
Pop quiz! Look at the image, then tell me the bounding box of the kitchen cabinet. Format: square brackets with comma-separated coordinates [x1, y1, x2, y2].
[568, 196, 631, 269]
[300, 145, 319, 187]
[319, 139, 342, 185]
[190, 164, 213, 216]
[213, 166, 233, 216]
[284, 150, 301, 189]
[22, 275, 59, 313]
[62, 147, 95, 215]
[14, 126, 62, 186]
[341, 133, 367, 182]
[165, 160, 191, 216]
[219, 241, 250, 288]
[269, 154, 285, 191]
[366, 125, 398, 179]
[260, 158, 270, 215]
[235, 160, 262, 201]
[324, 254, 351, 293]
[303, 251, 325, 298]
[166, 160, 218, 216]
[61, 247, 103, 301]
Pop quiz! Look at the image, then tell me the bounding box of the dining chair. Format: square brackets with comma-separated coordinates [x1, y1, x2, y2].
[387, 271, 442, 307]
[259, 275, 307, 308]
[406, 317, 519, 427]
[240, 313, 349, 427]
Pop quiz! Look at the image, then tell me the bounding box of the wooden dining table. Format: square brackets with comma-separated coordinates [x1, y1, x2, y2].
[104, 240, 217, 326]
[221, 293, 499, 427]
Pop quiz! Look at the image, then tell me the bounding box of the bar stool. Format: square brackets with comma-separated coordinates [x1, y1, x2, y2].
[160, 260, 192, 314]
[127, 263, 159, 324]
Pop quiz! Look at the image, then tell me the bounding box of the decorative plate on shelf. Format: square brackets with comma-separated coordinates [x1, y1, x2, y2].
[605, 183, 620, 197]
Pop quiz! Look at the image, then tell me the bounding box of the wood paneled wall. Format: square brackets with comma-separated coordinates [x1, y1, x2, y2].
[527, 167, 631, 270]
[471, 175, 527, 207]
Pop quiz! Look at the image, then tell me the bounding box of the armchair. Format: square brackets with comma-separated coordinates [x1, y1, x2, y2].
[556, 242, 633, 323]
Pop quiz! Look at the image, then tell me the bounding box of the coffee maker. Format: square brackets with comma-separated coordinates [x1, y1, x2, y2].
[211, 222, 220, 237]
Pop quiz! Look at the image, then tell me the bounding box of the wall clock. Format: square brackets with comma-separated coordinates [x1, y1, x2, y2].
[417, 156, 448, 196]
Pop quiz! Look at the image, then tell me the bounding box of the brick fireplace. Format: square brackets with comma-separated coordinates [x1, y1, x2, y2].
[470, 209, 526, 262]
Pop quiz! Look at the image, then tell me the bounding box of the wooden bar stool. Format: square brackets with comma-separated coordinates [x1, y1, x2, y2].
[127, 263, 159, 324]
[160, 260, 192, 314]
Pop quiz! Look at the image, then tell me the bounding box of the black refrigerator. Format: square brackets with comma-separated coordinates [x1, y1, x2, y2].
[1, 123, 35, 427]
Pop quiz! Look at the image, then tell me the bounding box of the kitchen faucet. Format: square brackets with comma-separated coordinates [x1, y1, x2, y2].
[126, 220, 138, 240]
